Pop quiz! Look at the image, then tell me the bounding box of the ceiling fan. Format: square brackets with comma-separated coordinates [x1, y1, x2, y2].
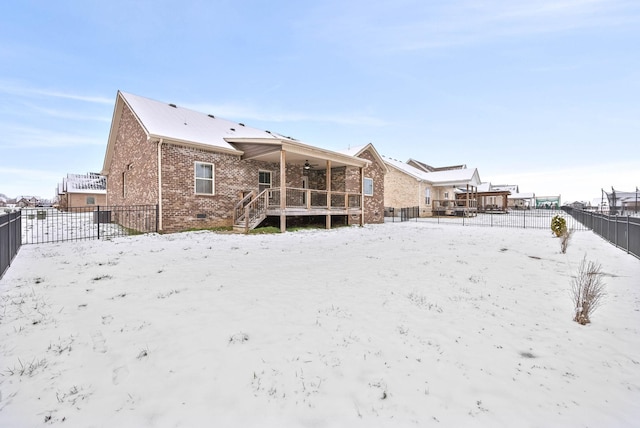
[303, 160, 319, 170]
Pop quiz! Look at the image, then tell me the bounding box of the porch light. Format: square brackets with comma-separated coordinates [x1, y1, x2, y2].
[304, 160, 311, 170]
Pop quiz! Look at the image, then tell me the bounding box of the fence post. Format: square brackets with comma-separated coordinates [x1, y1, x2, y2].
[97, 205, 101, 240]
[627, 215, 630, 254]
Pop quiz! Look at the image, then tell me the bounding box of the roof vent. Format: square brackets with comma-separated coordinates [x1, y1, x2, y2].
[265, 130, 271, 134]
[230, 128, 236, 132]
[208, 114, 215, 119]
[239, 123, 245, 127]
[169, 103, 177, 108]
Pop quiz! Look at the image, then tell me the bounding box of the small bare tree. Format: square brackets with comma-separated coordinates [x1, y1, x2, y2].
[571, 256, 606, 325]
[560, 228, 573, 254]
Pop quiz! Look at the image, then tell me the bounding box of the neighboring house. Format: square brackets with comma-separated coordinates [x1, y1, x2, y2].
[57, 172, 107, 210]
[473, 182, 511, 212]
[508, 192, 535, 209]
[383, 157, 481, 217]
[484, 184, 537, 210]
[535, 196, 561, 209]
[16, 196, 39, 208]
[604, 188, 639, 214]
[101, 91, 385, 233]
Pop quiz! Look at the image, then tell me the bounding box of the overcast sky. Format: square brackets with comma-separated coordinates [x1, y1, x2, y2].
[1, 0, 638, 203]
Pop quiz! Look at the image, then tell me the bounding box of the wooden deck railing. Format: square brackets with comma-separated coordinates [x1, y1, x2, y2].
[234, 187, 362, 226]
[267, 188, 361, 211]
[433, 199, 478, 217]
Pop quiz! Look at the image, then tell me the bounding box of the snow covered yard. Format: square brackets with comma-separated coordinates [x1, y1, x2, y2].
[0, 223, 639, 427]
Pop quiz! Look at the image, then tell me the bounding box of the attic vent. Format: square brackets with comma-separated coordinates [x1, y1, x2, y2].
[230, 128, 236, 132]
[208, 114, 215, 118]
[169, 103, 177, 108]
[239, 123, 245, 126]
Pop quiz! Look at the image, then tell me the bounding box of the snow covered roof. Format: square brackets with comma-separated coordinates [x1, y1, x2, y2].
[383, 156, 480, 186]
[424, 168, 481, 186]
[337, 144, 388, 172]
[383, 156, 430, 180]
[119, 91, 279, 153]
[477, 182, 493, 192]
[63, 173, 106, 194]
[407, 158, 467, 173]
[508, 192, 535, 199]
[103, 91, 369, 174]
[492, 184, 519, 193]
[338, 145, 368, 157]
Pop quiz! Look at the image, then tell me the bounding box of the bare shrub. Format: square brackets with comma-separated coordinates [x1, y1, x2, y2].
[560, 228, 573, 254]
[571, 257, 606, 325]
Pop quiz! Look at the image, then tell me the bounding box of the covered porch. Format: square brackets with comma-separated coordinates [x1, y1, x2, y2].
[228, 137, 369, 232]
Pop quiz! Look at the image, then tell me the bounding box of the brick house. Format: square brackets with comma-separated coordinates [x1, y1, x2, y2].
[383, 157, 481, 217]
[100, 91, 386, 233]
[57, 172, 107, 210]
[339, 144, 388, 224]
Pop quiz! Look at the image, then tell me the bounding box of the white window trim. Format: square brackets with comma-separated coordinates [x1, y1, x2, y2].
[194, 161, 215, 195]
[363, 177, 374, 196]
[258, 170, 272, 188]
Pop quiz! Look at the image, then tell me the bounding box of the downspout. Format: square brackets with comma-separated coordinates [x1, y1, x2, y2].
[157, 139, 164, 232]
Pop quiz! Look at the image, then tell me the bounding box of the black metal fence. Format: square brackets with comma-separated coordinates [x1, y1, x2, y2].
[385, 207, 421, 222]
[21, 205, 158, 245]
[385, 207, 588, 231]
[563, 207, 639, 259]
[0, 211, 22, 279]
[401, 206, 420, 222]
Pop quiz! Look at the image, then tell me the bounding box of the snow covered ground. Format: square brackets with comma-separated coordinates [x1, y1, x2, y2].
[1, 223, 639, 427]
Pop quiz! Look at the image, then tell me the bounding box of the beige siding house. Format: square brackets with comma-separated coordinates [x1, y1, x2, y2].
[101, 91, 385, 233]
[383, 157, 481, 217]
[57, 173, 107, 210]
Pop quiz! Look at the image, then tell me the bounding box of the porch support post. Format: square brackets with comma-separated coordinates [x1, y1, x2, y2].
[466, 184, 469, 216]
[280, 150, 286, 232]
[326, 160, 332, 229]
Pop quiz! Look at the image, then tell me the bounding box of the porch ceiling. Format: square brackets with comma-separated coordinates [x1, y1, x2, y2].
[227, 139, 368, 169]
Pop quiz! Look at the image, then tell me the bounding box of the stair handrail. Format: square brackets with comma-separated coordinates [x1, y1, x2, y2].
[233, 191, 256, 224]
[235, 189, 270, 232]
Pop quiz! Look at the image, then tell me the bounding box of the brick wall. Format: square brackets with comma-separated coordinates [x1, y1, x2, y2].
[383, 166, 436, 217]
[160, 144, 287, 232]
[358, 148, 385, 224]
[384, 167, 422, 214]
[105, 104, 159, 207]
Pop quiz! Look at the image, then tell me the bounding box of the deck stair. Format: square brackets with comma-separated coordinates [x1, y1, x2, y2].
[233, 190, 268, 233]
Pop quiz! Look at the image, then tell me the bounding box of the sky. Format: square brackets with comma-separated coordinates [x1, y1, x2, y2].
[0, 0, 638, 203]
